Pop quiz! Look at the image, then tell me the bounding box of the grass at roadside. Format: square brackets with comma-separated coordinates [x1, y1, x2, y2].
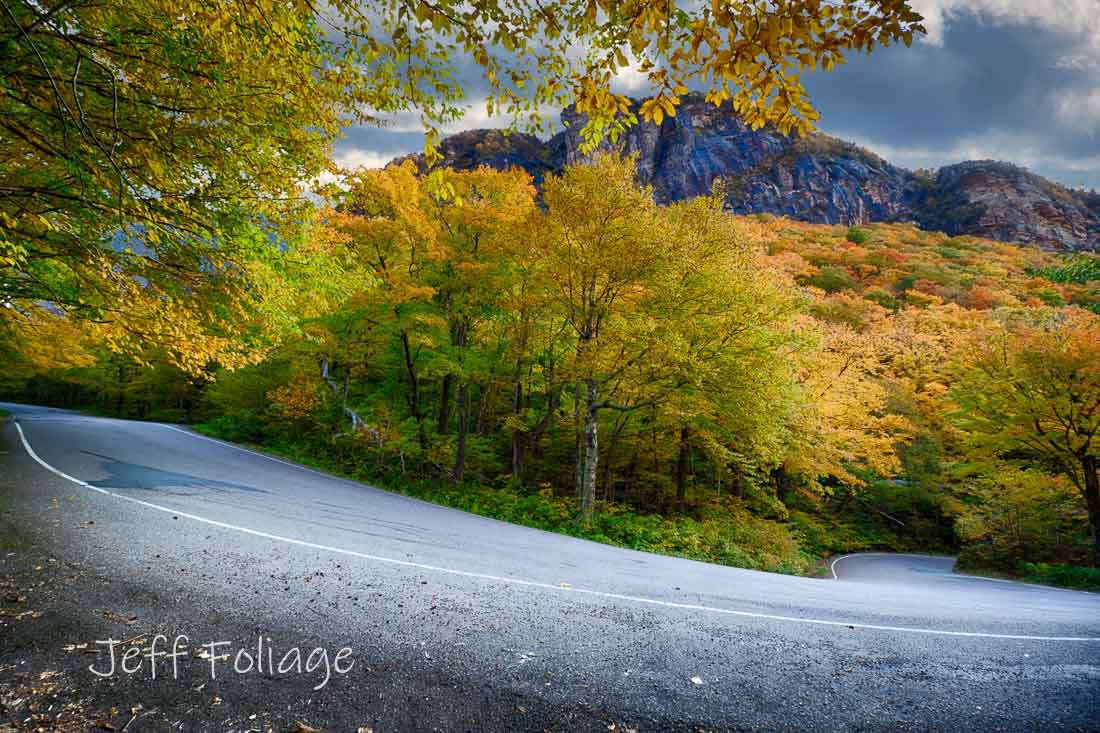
[955, 553, 1100, 592]
[191, 422, 822, 575]
[1017, 562, 1100, 591]
[195, 421, 1100, 592]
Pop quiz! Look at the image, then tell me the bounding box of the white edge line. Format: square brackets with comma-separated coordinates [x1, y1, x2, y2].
[12, 420, 1100, 643]
[829, 552, 950, 580]
[830, 552, 1087, 595]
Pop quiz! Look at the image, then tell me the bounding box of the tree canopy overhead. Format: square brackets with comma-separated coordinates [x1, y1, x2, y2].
[2, 0, 924, 370]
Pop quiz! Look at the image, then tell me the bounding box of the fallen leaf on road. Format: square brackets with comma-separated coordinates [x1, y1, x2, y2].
[293, 721, 325, 733]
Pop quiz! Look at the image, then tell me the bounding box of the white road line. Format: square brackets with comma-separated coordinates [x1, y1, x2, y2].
[829, 552, 951, 580]
[829, 552, 1085, 595]
[12, 420, 1100, 643]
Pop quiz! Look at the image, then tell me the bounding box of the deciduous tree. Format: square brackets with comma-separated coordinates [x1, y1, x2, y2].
[952, 309, 1100, 562]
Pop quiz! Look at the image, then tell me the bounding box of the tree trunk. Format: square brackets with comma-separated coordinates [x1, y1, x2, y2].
[116, 363, 125, 415]
[1083, 454, 1100, 565]
[399, 331, 427, 449]
[476, 363, 496, 436]
[772, 466, 790, 504]
[602, 431, 617, 504]
[579, 379, 600, 523]
[451, 320, 470, 482]
[675, 426, 691, 513]
[438, 373, 453, 433]
[453, 382, 468, 482]
[320, 358, 365, 433]
[574, 381, 584, 500]
[511, 379, 525, 479]
[511, 382, 561, 484]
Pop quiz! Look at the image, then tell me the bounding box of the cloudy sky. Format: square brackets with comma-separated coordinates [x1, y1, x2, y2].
[334, 0, 1100, 190]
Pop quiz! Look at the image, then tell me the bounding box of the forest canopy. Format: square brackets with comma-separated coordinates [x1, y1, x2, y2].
[6, 156, 1099, 584]
[2, 0, 923, 370]
[4, 0, 1099, 587]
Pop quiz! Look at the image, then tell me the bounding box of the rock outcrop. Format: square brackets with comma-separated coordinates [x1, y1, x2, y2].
[394, 94, 1099, 252]
[914, 162, 1100, 251]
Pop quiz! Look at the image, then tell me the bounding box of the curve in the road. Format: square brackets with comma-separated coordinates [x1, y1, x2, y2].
[829, 552, 953, 580]
[12, 418, 1100, 643]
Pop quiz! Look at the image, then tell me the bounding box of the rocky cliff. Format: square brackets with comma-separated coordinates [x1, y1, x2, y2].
[913, 162, 1100, 251]
[396, 94, 1099, 252]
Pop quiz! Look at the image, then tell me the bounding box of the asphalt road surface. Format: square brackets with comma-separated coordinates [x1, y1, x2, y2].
[2, 402, 1099, 731]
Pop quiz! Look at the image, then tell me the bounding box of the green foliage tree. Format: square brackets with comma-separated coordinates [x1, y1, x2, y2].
[951, 309, 1100, 563]
[2, 0, 924, 369]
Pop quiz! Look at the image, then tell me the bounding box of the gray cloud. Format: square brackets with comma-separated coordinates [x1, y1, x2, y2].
[805, 12, 1100, 189]
[333, 6, 1100, 190]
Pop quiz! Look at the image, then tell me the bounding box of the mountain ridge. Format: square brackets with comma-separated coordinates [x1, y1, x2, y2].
[393, 94, 1099, 252]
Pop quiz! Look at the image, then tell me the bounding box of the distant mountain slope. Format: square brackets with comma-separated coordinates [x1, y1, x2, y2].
[914, 161, 1100, 251]
[393, 94, 1099, 252]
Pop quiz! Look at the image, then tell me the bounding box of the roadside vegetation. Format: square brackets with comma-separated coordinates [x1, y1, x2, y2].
[5, 156, 1097, 584]
[3, 1, 1096, 587]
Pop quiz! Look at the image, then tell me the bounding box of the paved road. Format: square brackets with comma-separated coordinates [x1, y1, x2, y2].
[2, 402, 1099, 731]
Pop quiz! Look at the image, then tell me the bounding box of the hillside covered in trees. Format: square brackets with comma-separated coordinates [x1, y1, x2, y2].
[4, 156, 1098, 587]
[400, 94, 1100, 253]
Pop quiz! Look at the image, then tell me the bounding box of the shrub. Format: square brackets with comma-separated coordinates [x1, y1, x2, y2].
[863, 287, 900, 310]
[1033, 288, 1065, 307]
[846, 226, 871, 245]
[807, 266, 856, 293]
[1018, 562, 1100, 591]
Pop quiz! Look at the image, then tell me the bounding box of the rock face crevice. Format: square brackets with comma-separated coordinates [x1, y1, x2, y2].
[394, 94, 1099, 252]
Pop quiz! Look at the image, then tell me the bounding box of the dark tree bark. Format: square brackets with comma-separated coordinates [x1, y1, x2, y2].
[676, 426, 691, 513]
[452, 320, 470, 482]
[511, 379, 525, 478]
[580, 379, 599, 523]
[772, 466, 790, 504]
[1083, 454, 1100, 565]
[438, 373, 453, 433]
[399, 331, 428, 449]
[453, 382, 469, 482]
[511, 382, 562, 483]
[574, 381, 584, 501]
